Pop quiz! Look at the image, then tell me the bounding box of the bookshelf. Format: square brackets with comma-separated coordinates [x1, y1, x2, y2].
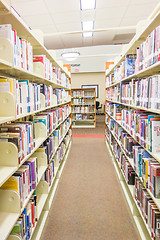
[71, 88, 96, 128]
[0, 1, 72, 240]
[105, 4, 160, 240]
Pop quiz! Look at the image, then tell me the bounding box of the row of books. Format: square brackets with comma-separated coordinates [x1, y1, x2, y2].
[0, 24, 70, 86]
[74, 113, 94, 121]
[72, 90, 94, 98]
[53, 67, 70, 89]
[72, 106, 94, 113]
[109, 136, 136, 185]
[106, 127, 160, 239]
[121, 108, 160, 153]
[0, 105, 70, 163]
[0, 78, 71, 116]
[106, 104, 160, 153]
[106, 85, 120, 102]
[135, 177, 160, 239]
[106, 25, 160, 87]
[33, 55, 53, 81]
[1, 125, 72, 239]
[42, 129, 71, 188]
[53, 88, 70, 105]
[114, 54, 136, 82]
[1, 157, 38, 208]
[72, 98, 94, 105]
[33, 105, 70, 136]
[10, 191, 37, 239]
[121, 75, 160, 110]
[35, 117, 71, 167]
[106, 119, 160, 199]
[136, 25, 160, 72]
[105, 54, 136, 86]
[106, 102, 122, 120]
[0, 24, 33, 72]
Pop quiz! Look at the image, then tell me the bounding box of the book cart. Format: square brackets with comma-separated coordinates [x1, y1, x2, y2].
[71, 88, 96, 128]
[0, 1, 72, 240]
[105, 4, 160, 240]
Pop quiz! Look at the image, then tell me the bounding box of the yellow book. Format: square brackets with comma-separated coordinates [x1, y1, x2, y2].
[0, 78, 16, 94]
[1, 175, 20, 193]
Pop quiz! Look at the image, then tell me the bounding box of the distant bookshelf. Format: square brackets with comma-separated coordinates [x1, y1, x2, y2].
[71, 88, 96, 128]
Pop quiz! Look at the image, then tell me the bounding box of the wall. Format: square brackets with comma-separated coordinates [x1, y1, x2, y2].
[71, 72, 105, 113]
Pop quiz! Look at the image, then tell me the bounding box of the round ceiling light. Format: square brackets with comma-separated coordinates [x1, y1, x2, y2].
[61, 52, 80, 61]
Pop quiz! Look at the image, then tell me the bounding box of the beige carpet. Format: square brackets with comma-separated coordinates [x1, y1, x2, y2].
[41, 115, 140, 240]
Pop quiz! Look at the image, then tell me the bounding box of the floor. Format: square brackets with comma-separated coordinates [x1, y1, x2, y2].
[41, 115, 140, 240]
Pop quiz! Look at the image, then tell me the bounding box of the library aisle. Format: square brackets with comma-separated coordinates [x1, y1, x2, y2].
[41, 116, 139, 240]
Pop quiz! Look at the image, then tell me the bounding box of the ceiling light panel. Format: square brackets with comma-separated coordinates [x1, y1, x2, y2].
[82, 21, 94, 31]
[80, 0, 96, 10]
[83, 32, 93, 37]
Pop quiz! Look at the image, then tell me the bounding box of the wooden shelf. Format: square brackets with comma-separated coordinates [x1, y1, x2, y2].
[106, 111, 160, 163]
[105, 136, 152, 240]
[105, 99, 160, 115]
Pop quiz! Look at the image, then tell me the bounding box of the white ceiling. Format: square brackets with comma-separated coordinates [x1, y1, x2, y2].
[11, 0, 160, 49]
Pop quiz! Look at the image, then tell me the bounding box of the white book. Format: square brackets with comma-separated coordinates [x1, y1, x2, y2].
[151, 121, 160, 153]
[0, 24, 12, 41]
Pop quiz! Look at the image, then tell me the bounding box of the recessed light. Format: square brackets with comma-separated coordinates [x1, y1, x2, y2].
[80, 0, 96, 10]
[61, 52, 80, 61]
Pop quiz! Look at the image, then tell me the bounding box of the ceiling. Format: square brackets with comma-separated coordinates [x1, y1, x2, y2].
[10, 0, 160, 50]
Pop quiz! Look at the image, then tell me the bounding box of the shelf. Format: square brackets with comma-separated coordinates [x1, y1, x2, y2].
[71, 96, 95, 99]
[72, 104, 95, 106]
[72, 119, 95, 122]
[0, 101, 71, 126]
[106, 111, 160, 163]
[105, 99, 160, 115]
[105, 137, 152, 240]
[0, 112, 71, 187]
[106, 61, 160, 88]
[72, 112, 95, 114]
[0, 212, 20, 240]
[106, 125, 160, 214]
[72, 125, 95, 128]
[31, 210, 49, 240]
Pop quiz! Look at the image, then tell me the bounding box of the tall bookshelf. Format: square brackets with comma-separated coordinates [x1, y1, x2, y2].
[71, 88, 96, 128]
[0, 1, 72, 240]
[105, 4, 160, 240]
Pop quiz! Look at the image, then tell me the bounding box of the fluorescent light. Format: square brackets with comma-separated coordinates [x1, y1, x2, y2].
[82, 21, 94, 31]
[61, 52, 80, 61]
[80, 0, 96, 10]
[83, 32, 93, 38]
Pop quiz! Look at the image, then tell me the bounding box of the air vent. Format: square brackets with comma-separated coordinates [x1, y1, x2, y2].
[113, 33, 135, 41]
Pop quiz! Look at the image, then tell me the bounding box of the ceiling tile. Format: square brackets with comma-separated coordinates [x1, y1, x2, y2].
[120, 16, 145, 27]
[23, 14, 53, 28]
[94, 18, 121, 29]
[93, 31, 116, 45]
[11, 0, 48, 16]
[123, 3, 157, 19]
[130, 0, 159, 5]
[56, 22, 81, 32]
[35, 24, 58, 34]
[52, 11, 81, 24]
[44, 0, 80, 13]
[96, 0, 130, 8]
[44, 36, 64, 50]
[80, 10, 96, 21]
[95, 6, 127, 21]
